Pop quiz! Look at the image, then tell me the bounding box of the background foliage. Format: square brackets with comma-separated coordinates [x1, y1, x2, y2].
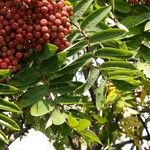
[1, 0, 150, 150]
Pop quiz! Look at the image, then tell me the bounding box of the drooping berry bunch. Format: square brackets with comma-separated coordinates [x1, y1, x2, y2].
[0, 0, 73, 72]
[128, 0, 150, 4]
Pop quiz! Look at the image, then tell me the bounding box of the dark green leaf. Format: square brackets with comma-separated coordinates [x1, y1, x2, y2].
[121, 12, 150, 29]
[112, 78, 141, 91]
[55, 95, 87, 105]
[81, 6, 111, 30]
[57, 53, 93, 75]
[89, 29, 125, 44]
[49, 82, 82, 94]
[95, 47, 133, 59]
[72, 0, 93, 22]
[9, 67, 40, 87]
[20, 85, 48, 108]
[100, 61, 137, 71]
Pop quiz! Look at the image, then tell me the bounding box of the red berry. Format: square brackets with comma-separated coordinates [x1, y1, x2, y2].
[49, 15, 56, 22]
[41, 26, 49, 33]
[43, 33, 50, 41]
[54, 19, 62, 26]
[0, 62, 7, 69]
[40, 19, 48, 26]
[15, 52, 23, 59]
[40, 6, 48, 14]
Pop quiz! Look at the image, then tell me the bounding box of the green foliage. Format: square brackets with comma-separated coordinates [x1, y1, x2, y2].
[1, 0, 150, 149]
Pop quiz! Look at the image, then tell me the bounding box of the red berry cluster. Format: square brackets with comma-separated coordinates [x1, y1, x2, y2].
[128, 0, 150, 4]
[0, 0, 73, 72]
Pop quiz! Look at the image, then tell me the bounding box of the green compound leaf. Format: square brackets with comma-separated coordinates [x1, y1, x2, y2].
[81, 6, 111, 30]
[72, 0, 93, 22]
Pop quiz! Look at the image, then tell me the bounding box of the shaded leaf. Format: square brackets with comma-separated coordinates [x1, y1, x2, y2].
[9, 67, 40, 87]
[20, 85, 48, 108]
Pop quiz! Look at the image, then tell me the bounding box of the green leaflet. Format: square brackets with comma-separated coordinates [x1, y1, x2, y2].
[0, 99, 21, 113]
[81, 6, 111, 30]
[0, 84, 20, 95]
[72, 0, 93, 22]
[9, 67, 40, 87]
[0, 69, 11, 80]
[0, 130, 8, 144]
[20, 85, 48, 108]
[100, 61, 137, 71]
[95, 47, 133, 59]
[121, 12, 150, 29]
[89, 29, 125, 44]
[30, 100, 54, 116]
[0, 113, 20, 130]
[96, 79, 107, 111]
[51, 109, 67, 125]
[38, 43, 57, 60]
